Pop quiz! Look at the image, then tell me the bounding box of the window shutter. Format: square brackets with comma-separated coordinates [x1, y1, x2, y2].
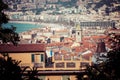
[31, 54, 34, 62]
[40, 54, 44, 62]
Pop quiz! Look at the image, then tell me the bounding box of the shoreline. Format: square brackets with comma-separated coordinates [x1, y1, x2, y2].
[8, 21, 72, 32]
[9, 21, 40, 25]
[9, 21, 60, 27]
[8, 20, 71, 33]
[9, 20, 71, 28]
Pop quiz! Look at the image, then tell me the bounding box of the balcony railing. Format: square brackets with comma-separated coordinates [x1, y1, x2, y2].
[20, 56, 92, 70]
[34, 63, 44, 68]
[56, 62, 64, 68]
[20, 63, 30, 68]
[66, 62, 75, 68]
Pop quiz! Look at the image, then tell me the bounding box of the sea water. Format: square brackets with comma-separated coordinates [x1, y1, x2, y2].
[2, 22, 42, 33]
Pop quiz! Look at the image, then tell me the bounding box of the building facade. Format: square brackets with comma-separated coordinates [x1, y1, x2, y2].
[0, 44, 92, 80]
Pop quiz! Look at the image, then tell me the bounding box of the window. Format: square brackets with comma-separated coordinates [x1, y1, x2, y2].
[31, 54, 44, 63]
[66, 62, 75, 68]
[62, 75, 70, 80]
[56, 62, 64, 68]
[31, 54, 35, 62]
[80, 62, 89, 68]
[78, 32, 79, 35]
[41, 54, 44, 62]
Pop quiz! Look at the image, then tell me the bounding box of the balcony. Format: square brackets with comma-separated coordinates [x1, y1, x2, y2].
[56, 62, 64, 68]
[34, 63, 44, 68]
[66, 62, 75, 68]
[20, 55, 92, 71]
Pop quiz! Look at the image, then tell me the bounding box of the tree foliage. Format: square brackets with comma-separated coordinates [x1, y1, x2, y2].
[0, 54, 40, 80]
[24, 67, 40, 80]
[0, 0, 9, 25]
[0, 0, 19, 45]
[0, 55, 23, 80]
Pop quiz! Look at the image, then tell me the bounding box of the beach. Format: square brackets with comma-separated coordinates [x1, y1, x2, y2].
[3, 21, 42, 33]
[9, 21, 40, 25]
[7, 20, 72, 33]
[9, 20, 72, 28]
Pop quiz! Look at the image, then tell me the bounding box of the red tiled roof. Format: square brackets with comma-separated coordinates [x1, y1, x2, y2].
[0, 44, 46, 53]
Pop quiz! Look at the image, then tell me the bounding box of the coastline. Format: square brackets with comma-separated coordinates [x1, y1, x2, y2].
[9, 21, 61, 27]
[9, 20, 70, 28]
[9, 21, 40, 25]
[8, 20, 72, 31]
[7, 20, 71, 33]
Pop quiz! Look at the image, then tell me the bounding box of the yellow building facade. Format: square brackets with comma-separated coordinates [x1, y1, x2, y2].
[0, 44, 92, 80]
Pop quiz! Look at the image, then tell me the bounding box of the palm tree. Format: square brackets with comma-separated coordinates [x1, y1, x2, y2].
[24, 67, 40, 80]
[0, 55, 23, 80]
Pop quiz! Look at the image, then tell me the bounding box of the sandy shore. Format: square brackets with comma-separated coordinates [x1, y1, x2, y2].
[9, 20, 72, 29]
[9, 21, 64, 27]
[9, 21, 59, 26]
[9, 21, 40, 25]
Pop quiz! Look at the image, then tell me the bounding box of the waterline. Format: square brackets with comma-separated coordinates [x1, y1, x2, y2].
[2, 21, 42, 33]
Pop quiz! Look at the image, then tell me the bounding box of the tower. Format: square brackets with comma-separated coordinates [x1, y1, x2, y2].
[92, 39, 107, 64]
[96, 39, 107, 54]
[75, 24, 82, 42]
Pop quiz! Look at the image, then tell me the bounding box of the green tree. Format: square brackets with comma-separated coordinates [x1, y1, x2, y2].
[24, 67, 40, 80]
[0, 55, 23, 80]
[0, 0, 19, 45]
[104, 33, 120, 79]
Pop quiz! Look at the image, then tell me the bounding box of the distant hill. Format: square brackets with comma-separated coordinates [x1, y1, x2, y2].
[58, 0, 78, 8]
[87, 0, 120, 12]
[3, 0, 120, 13]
